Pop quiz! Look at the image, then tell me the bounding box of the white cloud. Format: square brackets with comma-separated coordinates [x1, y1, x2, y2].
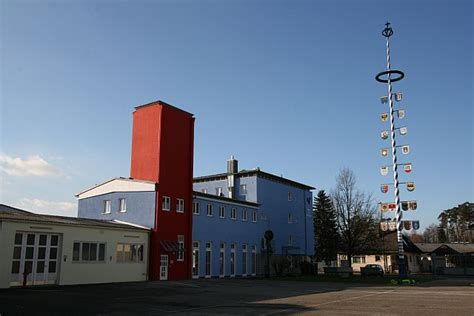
[0, 154, 63, 177]
[17, 198, 77, 217]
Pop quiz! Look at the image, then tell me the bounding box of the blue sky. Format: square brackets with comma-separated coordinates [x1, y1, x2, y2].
[1, 0, 472, 231]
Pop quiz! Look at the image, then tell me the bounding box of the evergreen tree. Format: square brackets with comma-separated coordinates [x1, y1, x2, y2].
[313, 190, 338, 265]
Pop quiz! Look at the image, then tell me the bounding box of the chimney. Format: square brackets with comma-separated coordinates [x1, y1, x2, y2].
[227, 156, 238, 198]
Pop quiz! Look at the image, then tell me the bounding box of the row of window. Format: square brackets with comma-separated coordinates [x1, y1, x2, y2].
[201, 184, 248, 196]
[192, 241, 257, 277]
[72, 241, 144, 263]
[200, 185, 297, 202]
[162, 196, 185, 212]
[193, 202, 257, 222]
[103, 198, 127, 214]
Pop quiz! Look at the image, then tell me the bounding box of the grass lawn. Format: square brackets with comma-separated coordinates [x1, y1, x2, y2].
[270, 274, 435, 285]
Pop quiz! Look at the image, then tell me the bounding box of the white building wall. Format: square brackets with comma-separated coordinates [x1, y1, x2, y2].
[0, 220, 149, 289]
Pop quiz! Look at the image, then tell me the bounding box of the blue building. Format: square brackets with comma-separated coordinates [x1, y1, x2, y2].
[77, 157, 314, 279]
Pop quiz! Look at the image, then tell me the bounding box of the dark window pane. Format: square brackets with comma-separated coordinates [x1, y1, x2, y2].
[82, 243, 90, 261]
[49, 247, 58, 260]
[26, 247, 34, 259]
[24, 261, 33, 274]
[131, 245, 137, 262]
[48, 261, 56, 273]
[14, 233, 23, 245]
[90, 243, 97, 261]
[11, 261, 20, 273]
[73, 242, 80, 261]
[39, 235, 47, 245]
[27, 234, 35, 245]
[138, 245, 143, 262]
[13, 247, 21, 260]
[38, 247, 46, 260]
[50, 235, 58, 246]
[98, 244, 105, 261]
[36, 261, 45, 273]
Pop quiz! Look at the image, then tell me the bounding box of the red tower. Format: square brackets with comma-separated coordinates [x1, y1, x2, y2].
[130, 100, 194, 281]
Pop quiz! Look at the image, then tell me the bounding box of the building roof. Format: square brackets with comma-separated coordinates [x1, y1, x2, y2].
[413, 242, 474, 254]
[193, 169, 315, 190]
[0, 204, 150, 232]
[193, 191, 260, 207]
[134, 100, 194, 117]
[75, 177, 157, 199]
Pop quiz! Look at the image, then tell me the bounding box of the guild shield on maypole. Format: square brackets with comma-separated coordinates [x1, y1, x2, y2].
[375, 22, 419, 278]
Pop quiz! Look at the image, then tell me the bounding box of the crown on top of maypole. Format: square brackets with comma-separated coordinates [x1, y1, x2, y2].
[382, 22, 394, 38]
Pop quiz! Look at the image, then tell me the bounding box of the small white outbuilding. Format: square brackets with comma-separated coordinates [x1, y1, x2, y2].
[0, 204, 150, 289]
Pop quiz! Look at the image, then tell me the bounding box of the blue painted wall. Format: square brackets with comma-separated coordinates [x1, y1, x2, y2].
[191, 196, 263, 277]
[78, 191, 156, 228]
[256, 177, 314, 256]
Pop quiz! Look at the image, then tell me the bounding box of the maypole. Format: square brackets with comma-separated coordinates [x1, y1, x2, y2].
[376, 22, 418, 278]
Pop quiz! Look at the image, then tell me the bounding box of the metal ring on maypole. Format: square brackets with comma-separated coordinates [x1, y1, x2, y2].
[375, 70, 405, 83]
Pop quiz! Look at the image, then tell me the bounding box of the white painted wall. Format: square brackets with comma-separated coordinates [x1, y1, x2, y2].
[0, 220, 149, 289]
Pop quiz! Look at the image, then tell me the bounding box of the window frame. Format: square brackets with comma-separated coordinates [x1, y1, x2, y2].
[242, 209, 248, 221]
[116, 242, 145, 263]
[162, 196, 171, 211]
[252, 210, 258, 222]
[219, 206, 225, 218]
[176, 198, 185, 213]
[72, 241, 106, 263]
[103, 200, 111, 214]
[206, 204, 213, 217]
[119, 198, 126, 213]
[231, 208, 237, 220]
[177, 235, 185, 261]
[193, 201, 200, 215]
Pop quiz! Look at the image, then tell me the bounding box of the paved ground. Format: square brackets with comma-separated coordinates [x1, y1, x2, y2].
[0, 278, 473, 315]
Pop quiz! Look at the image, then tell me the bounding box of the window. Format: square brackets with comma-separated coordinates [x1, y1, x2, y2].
[103, 200, 111, 214]
[201, 188, 207, 194]
[231, 208, 237, 220]
[219, 206, 225, 218]
[116, 243, 144, 263]
[288, 235, 293, 246]
[242, 209, 248, 221]
[240, 184, 247, 195]
[288, 213, 293, 223]
[177, 235, 185, 261]
[252, 210, 258, 222]
[230, 243, 236, 277]
[162, 196, 171, 211]
[207, 204, 213, 216]
[375, 255, 381, 262]
[119, 198, 126, 213]
[219, 242, 225, 277]
[288, 191, 292, 201]
[177, 198, 185, 213]
[251, 245, 257, 276]
[205, 242, 212, 277]
[73, 241, 106, 262]
[216, 187, 222, 196]
[242, 244, 248, 276]
[192, 241, 200, 278]
[193, 202, 200, 215]
[352, 256, 366, 264]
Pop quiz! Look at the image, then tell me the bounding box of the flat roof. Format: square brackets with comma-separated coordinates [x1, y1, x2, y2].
[194, 169, 315, 190]
[0, 204, 150, 231]
[134, 100, 194, 117]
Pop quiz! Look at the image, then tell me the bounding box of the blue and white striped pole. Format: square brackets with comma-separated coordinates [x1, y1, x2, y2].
[376, 22, 407, 278]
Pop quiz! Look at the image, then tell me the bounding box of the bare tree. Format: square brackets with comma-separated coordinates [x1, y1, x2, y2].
[331, 168, 377, 267]
[422, 224, 439, 243]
